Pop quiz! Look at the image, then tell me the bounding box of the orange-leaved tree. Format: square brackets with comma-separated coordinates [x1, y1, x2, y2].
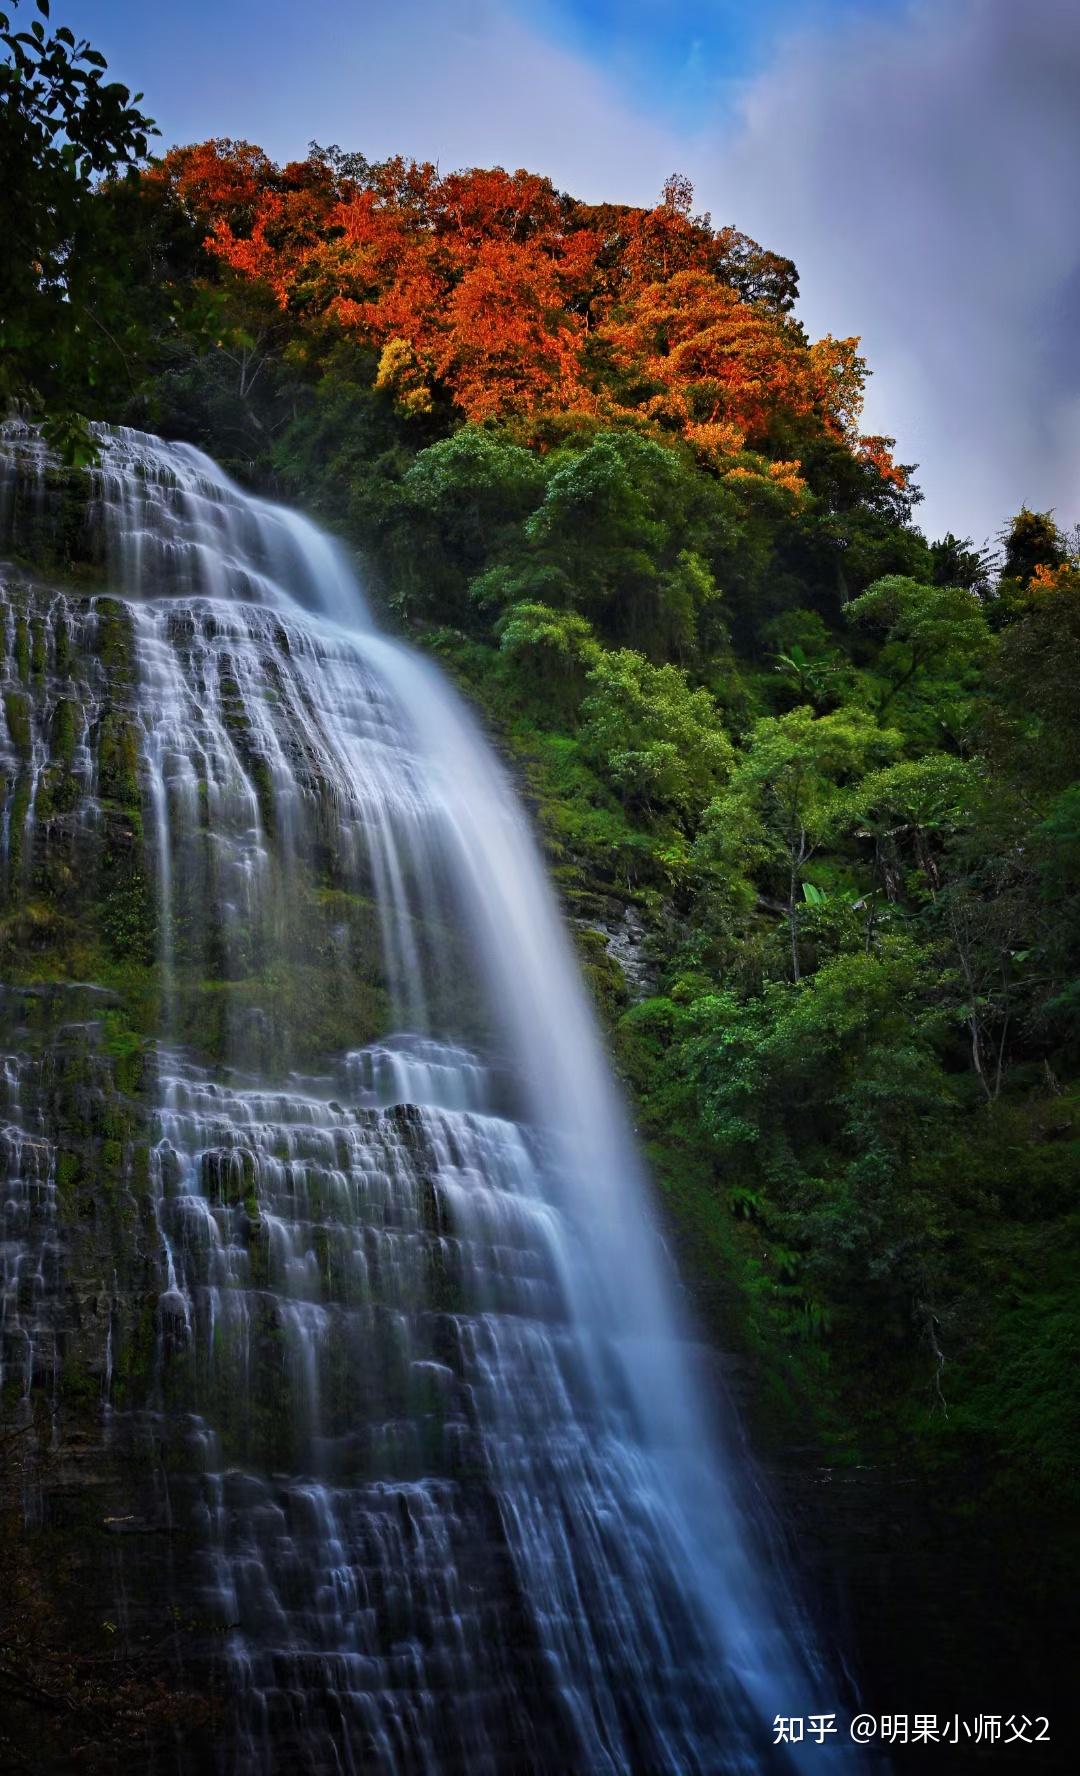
[144, 142, 905, 487]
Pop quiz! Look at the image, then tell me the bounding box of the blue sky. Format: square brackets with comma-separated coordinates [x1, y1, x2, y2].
[74, 1, 903, 160]
[523, 0, 907, 129]
[67, 0, 1080, 546]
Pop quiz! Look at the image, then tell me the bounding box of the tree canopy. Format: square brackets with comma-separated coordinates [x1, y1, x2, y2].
[1, 0, 156, 450]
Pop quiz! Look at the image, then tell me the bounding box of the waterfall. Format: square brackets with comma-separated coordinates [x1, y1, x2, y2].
[0, 424, 855, 1773]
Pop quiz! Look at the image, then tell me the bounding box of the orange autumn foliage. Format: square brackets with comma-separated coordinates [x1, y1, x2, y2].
[857, 434, 909, 489]
[429, 239, 590, 421]
[149, 141, 902, 483]
[599, 270, 813, 445]
[151, 138, 276, 221]
[1029, 561, 1077, 594]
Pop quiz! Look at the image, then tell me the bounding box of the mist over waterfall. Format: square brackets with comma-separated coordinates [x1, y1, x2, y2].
[0, 425, 852, 1774]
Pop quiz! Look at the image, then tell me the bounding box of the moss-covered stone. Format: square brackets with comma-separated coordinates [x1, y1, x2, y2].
[3, 688, 31, 755]
[94, 597, 136, 687]
[96, 709, 140, 806]
[50, 697, 78, 767]
[30, 614, 48, 680]
[13, 613, 30, 683]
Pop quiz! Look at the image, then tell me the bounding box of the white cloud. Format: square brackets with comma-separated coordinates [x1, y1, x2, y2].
[80, 0, 681, 203]
[695, 0, 1080, 544]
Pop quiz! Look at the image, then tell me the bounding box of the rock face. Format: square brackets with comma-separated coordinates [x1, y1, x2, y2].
[0, 428, 840, 1774]
[583, 903, 660, 1004]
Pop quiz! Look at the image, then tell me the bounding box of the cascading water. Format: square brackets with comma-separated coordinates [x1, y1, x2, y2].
[0, 423, 856, 1773]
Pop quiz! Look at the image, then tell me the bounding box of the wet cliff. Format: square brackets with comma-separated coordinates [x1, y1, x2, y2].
[1, 427, 850, 1775]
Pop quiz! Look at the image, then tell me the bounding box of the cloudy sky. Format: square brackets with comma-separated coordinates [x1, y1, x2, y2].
[74, 0, 1080, 547]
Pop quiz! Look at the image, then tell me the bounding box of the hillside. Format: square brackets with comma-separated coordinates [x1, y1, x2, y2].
[93, 136, 1079, 1502]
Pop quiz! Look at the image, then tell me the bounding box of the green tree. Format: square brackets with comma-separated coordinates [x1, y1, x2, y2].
[995, 566, 1080, 791]
[701, 706, 897, 979]
[1, 0, 156, 448]
[764, 608, 845, 711]
[494, 601, 598, 714]
[846, 574, 990, 716]
[1000, 507, 1066, 588]
[1033, 784, 1080, 1055]
[684, 942, 956, 1365]
[849, 754, 979, 898]
[386, 426, 545, 620]
[521, 431, 726, 655]
[929, 532, 993, 593]
[580, 649, 733, 826]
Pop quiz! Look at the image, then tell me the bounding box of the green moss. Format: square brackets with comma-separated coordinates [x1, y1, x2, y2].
[51, 698, 78, 767]
[3, 690, 31, 757]
[98, 859, 155, 963]
[55, 1149, 81, 1219]
[101, 1137, 124, 1173]
[218, 671, 248, 741]
[97, 710, 140, 808]
[58, 1357, 99, 1405]
[35, 763, 82, 821]
[94, 598, 135, 686]
[95, 800, 156, 966]
[574, 926, 629, 1025]
[2, 770, 32, 890]
[13, 614, 30, 683]
[129, 1142, 151, 1198]
[247, 752, 277, 839]
[146, 870, 471, 1071]
[30, 615, 47, 679]
[101, 1009, 149, 1092]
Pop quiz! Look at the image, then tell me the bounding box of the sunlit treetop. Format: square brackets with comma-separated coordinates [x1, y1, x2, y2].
[146, 137, 909, 493]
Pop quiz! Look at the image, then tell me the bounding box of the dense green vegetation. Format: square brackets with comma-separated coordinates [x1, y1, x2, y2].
[4, 0, 1078, 1550]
